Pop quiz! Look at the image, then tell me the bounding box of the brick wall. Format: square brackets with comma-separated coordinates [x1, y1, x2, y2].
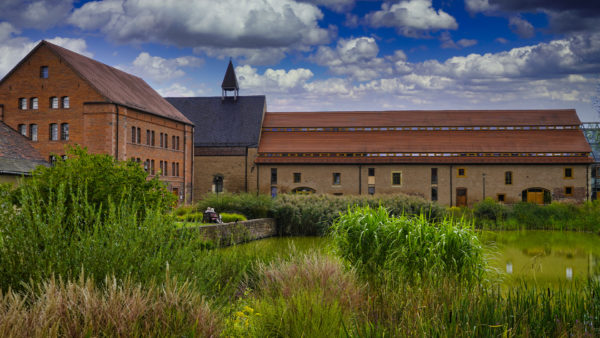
[183, 218, 277, 246]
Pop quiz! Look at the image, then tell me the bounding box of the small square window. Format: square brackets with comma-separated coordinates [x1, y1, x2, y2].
[368, 168, 375, 176]
[497, 194, 506, 202]
[333, 172, 341, 185]
[368, 186, 375, 195]
[457, 168, 466, 177]
[40, 66, 48, 78]
[391, 171, 402, 186]
[565, 187, 573, 196]
[564, 168, 573, 178]
[293, 172, 301, 183]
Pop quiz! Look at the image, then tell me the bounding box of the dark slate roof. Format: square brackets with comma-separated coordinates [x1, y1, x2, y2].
[0, 122, 47, 175]
[165, 96, 266, 147]
[0, 41, 192, 125]
[221, 60, 239, 91]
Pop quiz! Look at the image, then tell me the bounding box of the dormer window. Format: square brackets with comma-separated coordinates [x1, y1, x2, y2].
[50, 96, 58, 109]
[19, 98, 27, 110]
[40, 66, 48, 78]
[30, 97, 38, 110]
[61, 96, 69, 108]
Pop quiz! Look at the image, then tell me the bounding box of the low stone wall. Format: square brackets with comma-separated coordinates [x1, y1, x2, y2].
[185, 218, 277, 246]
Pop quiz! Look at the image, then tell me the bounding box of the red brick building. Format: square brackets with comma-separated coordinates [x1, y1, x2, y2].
[0, 41, 194, 202]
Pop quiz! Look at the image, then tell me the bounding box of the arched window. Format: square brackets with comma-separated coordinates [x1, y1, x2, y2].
[61, 96, 69, 108]
[29, 124, 38, 141]
[60, 123, 69, 140]
[49, 123, 58, 140]
[50, 96, 58, 109]
[213, 175, 224, 193]
[30, 97, 38, 109]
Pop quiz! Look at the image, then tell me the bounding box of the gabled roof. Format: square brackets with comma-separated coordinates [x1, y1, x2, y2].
[221, 60, 239, 91]
[0, 122, 47, 175]
[263, 109, 582, 128]
[1, 40, 192, 125]
[165, 96, 265, 147]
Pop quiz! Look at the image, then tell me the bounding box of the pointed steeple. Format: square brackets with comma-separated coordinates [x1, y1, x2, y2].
[221, 59, 239, 101]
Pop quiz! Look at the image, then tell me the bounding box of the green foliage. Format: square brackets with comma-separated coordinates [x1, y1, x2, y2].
[331, 205, 486, 281]
[473, 197, 509, 227]
[177, 212, 204, 222]
[195, 192, 272, 219]
[272, 193, 445, 236]
[221, 212, 247, 223]
[15, 146, 176, 222]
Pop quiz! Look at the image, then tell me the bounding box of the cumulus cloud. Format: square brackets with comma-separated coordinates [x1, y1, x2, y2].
[439, 32, 477, 49]
[121, 52, 203, 84]
[495, 37, 509, 44]
[158, 83, 199, 97]
[508, 16, 535, 38]
[0, 0, 74, 29]
[46, 37, 93, 57]
[236, 65, 314, 92]
[298, 0, 355, 12]
[365, 0, 458, 37]
[194, 46, 287, 66]
[68, 0, 333, 61]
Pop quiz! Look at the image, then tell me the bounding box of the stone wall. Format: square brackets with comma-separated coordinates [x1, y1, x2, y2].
[185, 218, 277, 246]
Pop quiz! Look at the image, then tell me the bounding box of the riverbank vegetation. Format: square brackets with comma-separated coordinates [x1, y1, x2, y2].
[1, 152, 598, 336]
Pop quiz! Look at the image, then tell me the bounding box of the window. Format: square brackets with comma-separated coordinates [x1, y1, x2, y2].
[564, 167, 573, 179]
[151, 159, 155, 175]
[50, 97, 58, 109]
[368, 168, 375, 176]
[30, 97, 38, 109]
[164, 161, 168, 176]
[565, 187, 573, 196]
[49, 155, 57, 165]
[392, 171, 402, 186]
[19, 98, 27, 110]
[151, 131, 155, 146]
[144, 159, 149, 172]
[60, 123, 69, 140]
[431, 168, 438, 184]
[368, 186, 375, 195]
[333, 172, 341, 185]
[497, 194, 506, 202]
[30, 124, 38, 141]
[271, 168, 277, 184]
[159, 161, 163, 175]
[293, 172, 301, 183]
[505, 171, 513, 185]
[40, 66, 48, 78]
[431, 187, 438, 201]
[177, 136, 180, 150]
[131, 126, 136, 143]
[165, 133, 168, 148]
[136, 127, 140, 144]
[457, 168, 466, 177]
[172, 135, 176, 149]
[172, 162, 176, 176]
[61, 96, 69, 108]
[176, 163, 180, 177]
[49, 123, 58, 140]
[160, 133, 164, 147]
[18, 124, 27, 136]
[61, 155, 67, 161]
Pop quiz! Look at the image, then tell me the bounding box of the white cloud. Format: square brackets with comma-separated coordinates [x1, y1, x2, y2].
[121, 52, 203, 84]
[439, 32, 477, 49]
[68, 0, 333, 55]
[158, 83, 198, 97]
[365, 0, 457, 37]
[495, 37, 509, 44]
[298, 0, 355, 12]
[236, 65, 314, 92]
[0, 0, 74, 29]
[194, 46, 287, 66]
[464, 0, 496, 14]
[509, 16, 535, 39]
[46, 37, 93, 57]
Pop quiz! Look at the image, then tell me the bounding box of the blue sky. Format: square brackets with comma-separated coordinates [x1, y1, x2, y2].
[1, 0, 599, 120]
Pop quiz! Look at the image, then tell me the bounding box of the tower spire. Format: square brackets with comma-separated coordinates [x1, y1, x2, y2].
[221, 58, 239, 101]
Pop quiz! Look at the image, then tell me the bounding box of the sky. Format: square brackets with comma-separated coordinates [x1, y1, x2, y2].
[1, 0, 599, 121]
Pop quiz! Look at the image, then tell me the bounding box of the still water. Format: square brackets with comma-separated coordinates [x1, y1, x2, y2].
[225, 231, 600, 284]
[480, 231, 600, 284]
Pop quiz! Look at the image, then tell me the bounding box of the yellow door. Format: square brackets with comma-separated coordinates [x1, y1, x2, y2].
[527, 191, 544, 204]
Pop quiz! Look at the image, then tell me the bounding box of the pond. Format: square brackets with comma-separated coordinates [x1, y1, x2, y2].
[224, 231, 600, 285]
[480, 230, 600, 285]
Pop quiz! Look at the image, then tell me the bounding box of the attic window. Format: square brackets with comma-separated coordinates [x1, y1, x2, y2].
[40, 66, 48, 78]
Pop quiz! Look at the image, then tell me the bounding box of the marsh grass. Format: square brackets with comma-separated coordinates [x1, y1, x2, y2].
[0, 274, 220, 337]
[331, 205, 486, 281]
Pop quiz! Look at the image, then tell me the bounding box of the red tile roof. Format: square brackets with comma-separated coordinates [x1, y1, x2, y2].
[263, 110, 581, 128]
[42, 41, 192, 125]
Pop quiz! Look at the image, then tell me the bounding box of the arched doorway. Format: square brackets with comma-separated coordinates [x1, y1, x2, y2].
[522, 187, 551, 204]
[213, 175, 224, 193]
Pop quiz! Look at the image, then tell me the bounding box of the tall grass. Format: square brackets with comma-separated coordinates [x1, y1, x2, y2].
[195, 192, 272, 219]
[0, 274, 220, 337]
[331, 205, 486, 281]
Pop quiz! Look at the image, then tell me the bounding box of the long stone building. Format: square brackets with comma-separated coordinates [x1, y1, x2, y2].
[0, 41, 194, 202]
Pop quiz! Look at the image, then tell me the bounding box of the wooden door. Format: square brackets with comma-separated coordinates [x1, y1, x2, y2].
[456, 188, 467, 207]
[527, 191, 544, 204]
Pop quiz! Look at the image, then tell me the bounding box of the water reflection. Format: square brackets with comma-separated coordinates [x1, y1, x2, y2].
[480, 231, 600, 284]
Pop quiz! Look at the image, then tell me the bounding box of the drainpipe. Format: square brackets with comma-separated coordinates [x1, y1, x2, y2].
[450, 164, 453, 206]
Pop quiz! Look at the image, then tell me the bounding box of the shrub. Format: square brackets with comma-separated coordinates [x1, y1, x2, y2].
[196, 193, 272, 219]
[221, 213, 247, 223]
[330, 205, 486, 281]
[472, 198, 509, 227]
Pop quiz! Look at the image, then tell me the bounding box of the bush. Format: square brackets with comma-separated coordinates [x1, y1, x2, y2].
[196, 193, 272, 219]
[330, 205, 486, 281]
[472, 198, 509, 227]
[221, 212, 247, 223]
[272, 194, 445, 236]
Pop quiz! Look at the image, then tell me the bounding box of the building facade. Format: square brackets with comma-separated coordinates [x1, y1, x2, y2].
[256, 110, 594, 206]
[0, 41, 194, 202]
[167, 61, 266, 200]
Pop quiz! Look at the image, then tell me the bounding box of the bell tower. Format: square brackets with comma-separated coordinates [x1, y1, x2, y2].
[221, 59, 239, 101]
